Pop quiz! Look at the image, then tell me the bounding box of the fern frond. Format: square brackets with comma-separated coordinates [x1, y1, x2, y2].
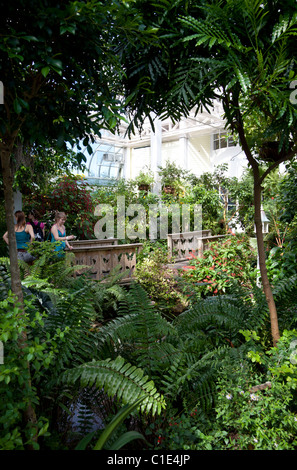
[98, 313, 177, 376]
[161, 350, 217, 412]
[272, 275, 297, 329]
[117, 282, 155, 316]
[272, 274, 297, 300]
[190, 367, 217, 412]
[175, 287, 269, 341]
[62, 356, 166, 416]
[181, 15, 232, 48]
[100, 283, 177, 372]
[272, 12, 297, 44]
[36, 286, 100, 373]
[161, 352, 188, 397]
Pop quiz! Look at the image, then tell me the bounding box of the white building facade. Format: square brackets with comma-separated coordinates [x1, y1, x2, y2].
[73, 102, 248, 187]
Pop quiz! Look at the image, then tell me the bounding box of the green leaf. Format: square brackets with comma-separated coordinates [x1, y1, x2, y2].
[110, 431, 146, 450]
[41, 66, 50, 77]
[18, 97, 29, 110]
[93, 396, 145, 450]
[21, 35, 39, 42]
[60, 25, 76, 35]
[47, 58, 63, 69]
[75, 431, 97, 450]
[13, 98, 22, 114]
[46, 58, 63, 75]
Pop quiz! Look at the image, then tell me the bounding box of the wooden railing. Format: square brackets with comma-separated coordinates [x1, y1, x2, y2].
[71, 238, 119, 248]
[68, 232, 227, 281]
[67, 239, 143, 282]
[167, 230, 227, 261]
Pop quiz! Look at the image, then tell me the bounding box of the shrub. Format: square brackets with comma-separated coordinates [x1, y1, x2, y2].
[210, 330, 297, 450]
[266, 237, 297, 284]
[134, 244, 189, 317]
[213, 374, 297, 450]
[0, 294, 56, 449]
[24, 175, 96, 239]
[180, 234, 256, 299]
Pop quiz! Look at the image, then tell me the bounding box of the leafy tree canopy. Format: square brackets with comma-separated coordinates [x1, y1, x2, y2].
[119, 0, 297, 346]
[1, 1, 116, 149]
[0, 0, 158, 152]
[122, 0, 297, 162]
[0, 0, 158, 310]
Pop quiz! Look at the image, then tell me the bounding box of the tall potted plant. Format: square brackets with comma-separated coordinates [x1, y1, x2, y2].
[158, 160, 189, 194]
[134, 168, 155, 192]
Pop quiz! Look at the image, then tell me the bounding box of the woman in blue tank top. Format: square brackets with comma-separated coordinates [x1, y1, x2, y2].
[3, 211, 35, 263]
[50, 211, 75, 257]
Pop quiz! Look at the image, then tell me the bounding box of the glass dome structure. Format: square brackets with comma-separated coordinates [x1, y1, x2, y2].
[72, 139, 124, 186]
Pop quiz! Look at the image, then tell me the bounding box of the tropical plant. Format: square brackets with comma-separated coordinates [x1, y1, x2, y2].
[0, 279, 65, 449]
[180, 184, 224, 234]
[121, 0, 297, 346]
[0, 247, 133, 449]
[0, 1, 154, 434]
[134, 245, 189, 317]
[2, 242, 297, 450]
[90, 282, 271, 434]
[75, 396, 147, 450]
[158, 160, 189, 189]
[181, 234, 256, 298]
[23, 175, 96, 239]
[134, 168, 155, 187]
[62, 356, 166, 417]
[207, 327, 297, 450]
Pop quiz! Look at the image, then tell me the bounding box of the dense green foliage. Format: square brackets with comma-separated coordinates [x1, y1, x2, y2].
[23, 175, 96, 240]
[134, 242, 189, 317]
[2, 0, 297, 452]
[2, 155, 297, 450]
[23, 164, 233, 241]
[1, 228, 297, 450]
[181, 234, 256, 298]
[0, 0, 154, 148]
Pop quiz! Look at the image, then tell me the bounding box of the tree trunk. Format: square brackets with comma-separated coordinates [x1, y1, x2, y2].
[234, 113, 281, 347]
[253, 170, 280, 347]
[0, 143, 24, 299]
[0, 141, 38, 448]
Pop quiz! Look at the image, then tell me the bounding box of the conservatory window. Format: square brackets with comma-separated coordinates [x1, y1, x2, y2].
[73, 141, 124, 183]
[213, 132, 235, 150]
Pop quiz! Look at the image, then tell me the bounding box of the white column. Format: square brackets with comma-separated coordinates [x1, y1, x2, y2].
[179, 118, 188, 169]
[150, 114, 162, 194]
[179, 135, 188, 169]
[123, 147, 130, 180]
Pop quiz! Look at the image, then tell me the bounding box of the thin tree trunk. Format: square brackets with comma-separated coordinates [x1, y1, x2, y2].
[0, 143, 23, 298]
[0, 141, 38, 448]
[253, 171, 280, 346]
[234, 112, 280, 346]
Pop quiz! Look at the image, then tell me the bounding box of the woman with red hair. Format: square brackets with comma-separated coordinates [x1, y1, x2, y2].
[3, 211, 35, 263]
